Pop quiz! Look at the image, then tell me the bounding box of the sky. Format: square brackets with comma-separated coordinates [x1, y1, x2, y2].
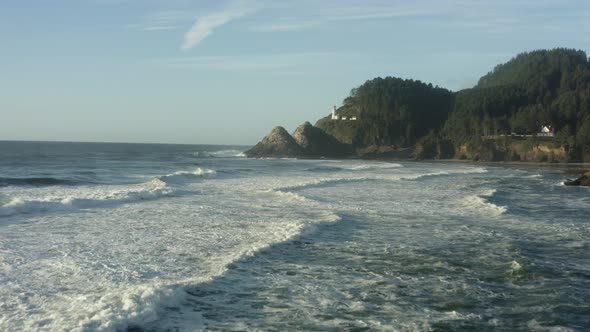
[1, 0, 589, 145]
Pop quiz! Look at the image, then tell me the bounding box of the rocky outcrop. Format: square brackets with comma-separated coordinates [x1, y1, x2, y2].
[245, 123, 354, 159]
[414, 138, 455, 160]
[291, 122, 353, 158]
[453, 140, 573, 162]
[244, 126, 303, 158]
[356, 145, 414, 159]
[246, 122, 580, 162]
[564, 170, 590, 187]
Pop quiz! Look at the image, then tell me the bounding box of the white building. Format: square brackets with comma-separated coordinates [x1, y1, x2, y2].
[538, 125, 555, 137]
[331, 105, 339, 120]
[331, 105, 358, 121]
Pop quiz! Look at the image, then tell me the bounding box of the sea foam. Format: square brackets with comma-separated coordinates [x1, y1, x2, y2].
[158, 168, 216, 184]
[0, 179, 175, 218]
[456, 189, 507, 217]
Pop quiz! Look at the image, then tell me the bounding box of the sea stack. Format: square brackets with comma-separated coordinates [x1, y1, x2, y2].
[244, 126, 303, 158]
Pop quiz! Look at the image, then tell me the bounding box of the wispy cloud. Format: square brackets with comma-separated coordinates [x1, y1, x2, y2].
[322, 2, 439, 21]
[250, 1, 443, 33]
[249, 0, 587, 35]
[181, 2, 256, 50]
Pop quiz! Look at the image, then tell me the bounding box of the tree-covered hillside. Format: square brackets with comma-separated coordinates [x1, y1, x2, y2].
[316, 77, 454, 147]
[444, 49, 590, 152]
[314, 48, 590, 161]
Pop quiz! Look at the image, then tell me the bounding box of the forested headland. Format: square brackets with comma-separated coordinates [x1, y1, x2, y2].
[246, 48, 590, 162]
[314, 48, 590, 162]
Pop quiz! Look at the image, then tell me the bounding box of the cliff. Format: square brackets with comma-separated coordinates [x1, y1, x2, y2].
[292, 122, 353, 158]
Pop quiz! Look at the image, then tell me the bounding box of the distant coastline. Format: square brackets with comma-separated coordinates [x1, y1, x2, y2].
[247, 48, 590, 165]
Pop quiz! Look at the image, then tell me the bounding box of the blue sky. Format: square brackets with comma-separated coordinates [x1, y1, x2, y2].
[1, 0, 589, 144]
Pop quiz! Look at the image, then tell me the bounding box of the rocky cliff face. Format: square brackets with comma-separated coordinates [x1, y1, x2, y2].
[564, 170, 590, 187]
[246, 123, 580, 162]
[244, 126, 303, 158]
[245, 123, 354, 158]
[453, 141, 572, 162]
[291, 122, 353, 158]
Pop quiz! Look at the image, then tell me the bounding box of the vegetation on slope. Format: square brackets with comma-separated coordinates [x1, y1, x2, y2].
[316, 48, 590, 162]
[316, 77, 454, 148]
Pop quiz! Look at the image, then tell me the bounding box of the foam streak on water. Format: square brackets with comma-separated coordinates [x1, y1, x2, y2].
[0, 142, 589, 331]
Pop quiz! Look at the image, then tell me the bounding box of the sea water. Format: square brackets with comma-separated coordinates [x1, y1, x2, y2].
[0, 141, 588, 331]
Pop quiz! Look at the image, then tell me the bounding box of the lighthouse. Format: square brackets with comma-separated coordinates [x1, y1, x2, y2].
[331, 105, 339, 120]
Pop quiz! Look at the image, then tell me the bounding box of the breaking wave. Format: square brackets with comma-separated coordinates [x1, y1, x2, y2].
[347, 163, 403, 170]
[271, 190, 310, 202]
[158, 168, 216, 184]
[457, 189, 507, 217]
[0, 168, 218, 218]
[277, 167, 488, 192]
[276, 176, 377, 192]
[74, 212, 344, 331]
[0, 179, 176, 218]
[193, 150, 244, 158]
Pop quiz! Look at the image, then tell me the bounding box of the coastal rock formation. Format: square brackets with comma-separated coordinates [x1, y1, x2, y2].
[356, 145, 415, 159]
[452, 141, 572, 162]
[291, 122, 353, 158]
[244, 126, 303, 158]
[564, 170, 590, 187]
[245, 123, 354, 158]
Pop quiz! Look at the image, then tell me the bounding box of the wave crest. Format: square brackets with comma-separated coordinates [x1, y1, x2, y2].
[457, 189, 507, 217]
[347, 163, 403, 170]
[193, 150, 244, 158]
[0, 179, 175, 218]
[158, 168, 216, 184]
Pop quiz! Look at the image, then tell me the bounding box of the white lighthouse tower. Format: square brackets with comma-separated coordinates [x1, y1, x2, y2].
[331, 105, 339, 120]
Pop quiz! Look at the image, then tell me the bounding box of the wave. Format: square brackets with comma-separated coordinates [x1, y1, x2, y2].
[193, 150, 244, 158]
[158, 168, 216, 184]
[271, 190, 310, 202]
[457, 189, 507, 217]
[0, 168, 219, 218]
[0, 179, 176, 218]
[524, 174, 542, 179]
[0, 177, 78, 187]
[402, 171, 450, 180]
[43, 204, 345, 332]
[347, 163, 403, 171]
[276, 168, 488, 192]
[119, 219, 343, 332]
[276, 176, 377, 192]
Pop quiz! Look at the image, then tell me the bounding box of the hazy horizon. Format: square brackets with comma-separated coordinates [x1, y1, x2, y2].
[2, 0, 589, 145]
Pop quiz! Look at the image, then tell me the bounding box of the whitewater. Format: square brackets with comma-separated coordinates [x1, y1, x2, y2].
[0, 141, 588, 331]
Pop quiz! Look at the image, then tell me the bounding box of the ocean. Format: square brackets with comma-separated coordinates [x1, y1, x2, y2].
[0, 141, 588, 331]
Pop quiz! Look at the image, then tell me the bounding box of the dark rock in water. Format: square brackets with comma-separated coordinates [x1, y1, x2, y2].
[564, 170, 590, 187]
[244, 126, 303, 158]
[291, 122, 353, 158]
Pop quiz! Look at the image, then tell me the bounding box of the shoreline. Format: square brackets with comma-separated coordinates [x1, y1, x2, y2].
[376, 158, 590, 180]
[363, 157, 590, 170]
[415, 159, 590, 172]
